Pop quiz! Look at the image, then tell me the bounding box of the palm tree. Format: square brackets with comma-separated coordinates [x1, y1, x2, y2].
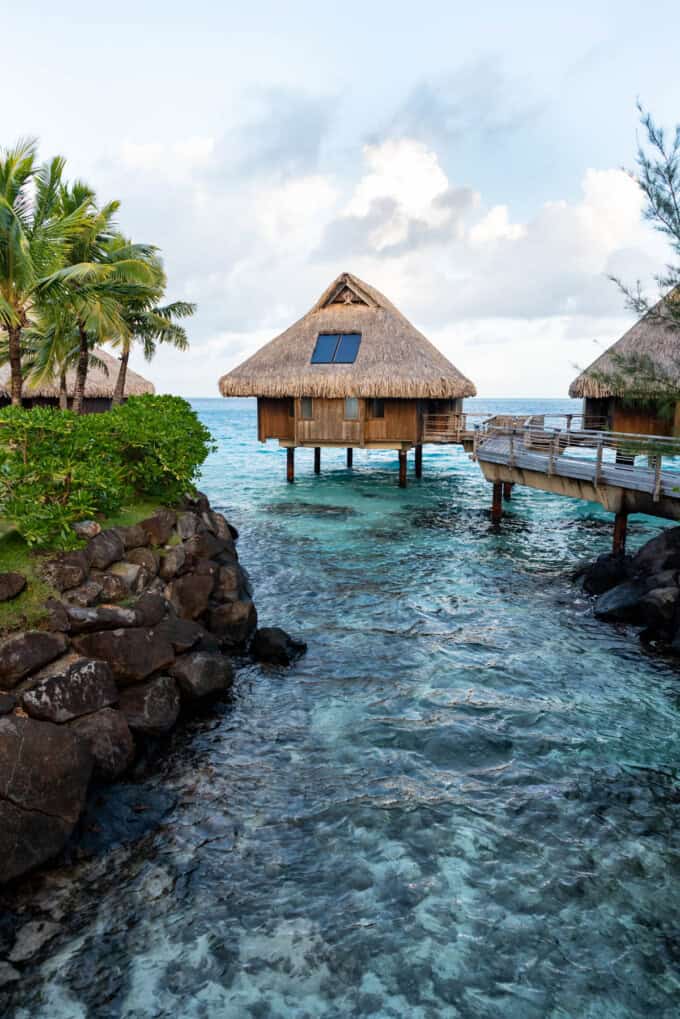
[39, 186, 155, 413]
[20, 309, 109, 409]
[0, 140, 89, 404]
[108, 248, 195, 404]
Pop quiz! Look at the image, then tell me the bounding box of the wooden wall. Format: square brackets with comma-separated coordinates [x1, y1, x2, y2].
[610, 398, 677, 437]
[296, 398, 362, 445]
[364, 399, 418, 443]
[258, 398, 294, 442]
[256, 397, 421, 445]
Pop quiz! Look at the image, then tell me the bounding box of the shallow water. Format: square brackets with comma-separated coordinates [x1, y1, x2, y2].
[4, 398, 680, 1019]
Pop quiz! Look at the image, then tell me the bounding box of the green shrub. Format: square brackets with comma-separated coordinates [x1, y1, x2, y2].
[0, 396, 214, 548]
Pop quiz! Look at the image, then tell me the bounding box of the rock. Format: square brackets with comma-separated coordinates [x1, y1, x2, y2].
[252, 627, 307, 665]
[155, 616, 208, 653]
[112, 523, 148, 550]
[184, 531, 231, 562]
[141, 509, 177, 546]
[134, 592, 166, 628]
[0, 692, 16, 715]
[638, 587, 680, 632]
[180, 491, 210, 515]
[582, 554, 632, 596]
[206, 510, 234, 542]
[73, 628, 175, 685]
[63, 579, 103, 607]
[72, 519, 101, 540]
[70, 708, 134, 780]
[208, 599, 257, 647]
[0, 572, 26, 602]
[29, 651, 83, 684]
[0, 962, 20, 987]
[43, 551, 90, 592]
[66, 604, 138, 634]
[21, 658, 118, 723]
[87, 529, 125, 570]
[165, 573, 214, 620]
[118, 676, 180, 735]
[159, 544, 186, 580]
[91, 570, 129, 602]
[213, 564, 242, 603]
[8, 920, 61, 962]
[108, 560, 149, 594]
[125, 547, 159, 575]
[0, 631, 69, 688]
[45, 598, 70, 632]
[594, 580, 651, 623]
[170, 652, 234, 699]
[177, 511, 200, 540]
[633, 526, 680, 576]
[0, 715, 92, 882]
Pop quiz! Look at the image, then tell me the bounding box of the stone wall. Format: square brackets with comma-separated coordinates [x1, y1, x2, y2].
[0, 493, 305, 885]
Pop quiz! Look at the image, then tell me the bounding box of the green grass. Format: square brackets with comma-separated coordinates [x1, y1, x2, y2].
[0, 498, 164, 636]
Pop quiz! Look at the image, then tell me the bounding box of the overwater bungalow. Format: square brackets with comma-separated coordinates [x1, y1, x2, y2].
[0, 348, 155, 412]
[569, 295, 680, 435]
[218, 272, 476, 484]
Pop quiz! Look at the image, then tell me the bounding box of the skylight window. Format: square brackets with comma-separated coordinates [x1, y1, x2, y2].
[311, 333, 362, 364]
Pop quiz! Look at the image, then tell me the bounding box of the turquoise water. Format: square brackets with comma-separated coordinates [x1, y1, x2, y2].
[5, 398, 680, 1018]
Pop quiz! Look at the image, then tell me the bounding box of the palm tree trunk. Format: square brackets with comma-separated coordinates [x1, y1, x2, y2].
[112, 348, 129, 406]
[72, 323, 89, 415]
[59, 367, 68, 410]
[7, 325, 23, 407]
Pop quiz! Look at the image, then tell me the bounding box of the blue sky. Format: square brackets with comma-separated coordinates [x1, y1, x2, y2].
[4, 1, 680, 395]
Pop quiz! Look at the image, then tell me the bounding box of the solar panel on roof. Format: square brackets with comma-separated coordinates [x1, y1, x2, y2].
[310, 333, 362, 365]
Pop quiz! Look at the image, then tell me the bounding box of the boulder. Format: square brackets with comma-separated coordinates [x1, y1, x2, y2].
[170, 652, 233, 699]
[205, 510, 234, 542]
[208, 599, 257, 647]
[72, 628, 175, 685]
[118, 675, 180, 735]
[134, 592, 166, 628]
[91, 570, 130, 602]
[44, 598, 70, 633]
[141, 509, 177, 546]
[70, 708, 134, 780]
[638, 587, 680, 633]
[0, 693, 16, 715]
[213, 564, 241, 603]
[0, 631, 69, 688]
[108, 560, 149, 594]
[176, 511, 200, 540]
[72, 520, 101, 540]
[159, 544, 186, 580]
[0, 572, 26, 603]
[87, 529, 125, 570]
[43, 551, 90, 592]
[180, 491, 210, 515]
[633, 526, 680, 576]
[66, 604, 138, 634]
[63, 579, 103, 608]
[594, 580, 651, 623]
[21, 658, 118, 724]
[582, 554, 632, 596]
[252, 627, 307, 665]
[0, 715, 92, 883]
[112, 523, 149, 550]
[0, 962, 20, 987]
[155, 616, 209, 653]
[184, 531, 231, 562]
[125, 547, 159, 575]
[165, 573, 214, 620]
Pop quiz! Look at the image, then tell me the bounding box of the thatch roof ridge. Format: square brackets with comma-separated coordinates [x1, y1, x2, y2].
[0, 348, 155, 400]
[219, 271, 476, 400]
[569, 293, 680, 399]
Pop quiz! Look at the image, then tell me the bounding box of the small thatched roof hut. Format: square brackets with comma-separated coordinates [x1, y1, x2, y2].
[0, 348, 155, 408]
[219, 272, 476, 400]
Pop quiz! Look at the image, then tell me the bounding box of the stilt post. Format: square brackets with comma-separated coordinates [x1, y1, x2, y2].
[286, 447, 295, 484]
[415, 444, 423, 478]
[314, 447, 321, 474]
[613, 511, 628, 555]
[398, 450, 407, 488]
[491, 481, 503, 522]
[346, 447, 353, 469]
[503, 481, 513, 501]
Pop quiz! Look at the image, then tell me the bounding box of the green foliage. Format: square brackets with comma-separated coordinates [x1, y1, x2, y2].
[0, 396, 214, 548]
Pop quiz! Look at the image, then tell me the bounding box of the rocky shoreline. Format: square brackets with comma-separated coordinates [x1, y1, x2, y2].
[0, 493, 305, 894]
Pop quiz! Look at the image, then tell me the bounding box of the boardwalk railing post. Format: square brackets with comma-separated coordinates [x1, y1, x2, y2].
[653, 456, 662, 502]
[594, 434, 603, 487]
[508, 431, 516, 468]
[548, 430, 560, 476]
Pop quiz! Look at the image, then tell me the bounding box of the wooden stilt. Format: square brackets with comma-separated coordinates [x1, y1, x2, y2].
[346, 447, 353, 469]
[286, 447, 295, 484]
[503, 481, 513, 501]
[314, 447, 321, 474]
[491, 481, 503, 522]
[398, 450, 407, 488]
[415, 444, 423, 478]
[613, 511, 628, 555]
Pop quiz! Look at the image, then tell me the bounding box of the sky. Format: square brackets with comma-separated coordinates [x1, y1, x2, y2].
[4, 0, 680, 396]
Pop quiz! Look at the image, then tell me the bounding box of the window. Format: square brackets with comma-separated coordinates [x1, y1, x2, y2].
[301, 397, 313, 419]
[344, 397, 359, 420]
[369, 398, 384, 418]
[311, 333, 362, 364]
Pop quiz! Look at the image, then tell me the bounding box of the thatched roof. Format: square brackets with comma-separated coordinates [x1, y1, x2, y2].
[0, 348, 155, 400]
[569, 294, 680, 398]
[218, 272, 476, 399]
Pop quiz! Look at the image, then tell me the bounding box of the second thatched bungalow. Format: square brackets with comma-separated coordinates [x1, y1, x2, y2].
[218, 272, 476, 484]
